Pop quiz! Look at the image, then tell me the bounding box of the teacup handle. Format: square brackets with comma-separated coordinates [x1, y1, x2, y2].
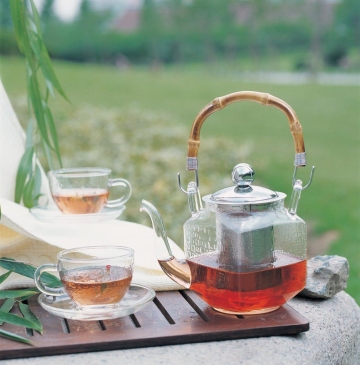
[107, 178, 132, 207]
[34, 264, 64, 296]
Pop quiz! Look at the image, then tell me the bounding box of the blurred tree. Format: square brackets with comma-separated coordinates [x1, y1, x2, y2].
[0, 0, 12, 29]
[308, 0, 327, 75]
[42, 0, 111, 63]
[335, 0, 360, 37]
[172, 0, 237, 63]
[324, 0, 360, 67]
[141, 0, 163, 64]
[3, 0, 356, 70]
[79, 0, 93, 18]
[166, 0, 187, 63]
[41, 0, 55, 22]
[256, 0, 309, 54]
[141, 0, 240, 64]
[248, 0, 268, 67]
[0, 0, 18, 55]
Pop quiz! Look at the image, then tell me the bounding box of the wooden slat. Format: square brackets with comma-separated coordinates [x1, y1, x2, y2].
[0, 290, 309, 360]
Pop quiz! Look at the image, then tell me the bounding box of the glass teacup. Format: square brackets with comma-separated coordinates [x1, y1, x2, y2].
[48, 167, 132, 214]
[34, 246, 134, 310]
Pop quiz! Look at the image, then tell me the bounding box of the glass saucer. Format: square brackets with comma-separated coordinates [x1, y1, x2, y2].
[30, 204, 125, 224]
[37, 284, 155, 321]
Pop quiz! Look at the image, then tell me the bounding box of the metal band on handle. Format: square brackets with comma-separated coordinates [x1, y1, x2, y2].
[187, 157, 198, 171]
[294, 152, 306, 167]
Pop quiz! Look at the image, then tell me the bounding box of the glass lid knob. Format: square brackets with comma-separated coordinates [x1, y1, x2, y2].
[232, 163, 254, 188]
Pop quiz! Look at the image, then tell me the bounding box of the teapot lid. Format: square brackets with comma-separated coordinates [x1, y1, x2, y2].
[203, 163, 285, 205]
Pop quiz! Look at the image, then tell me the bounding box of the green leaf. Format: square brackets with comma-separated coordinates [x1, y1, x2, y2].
[41, 138, 54, 171]
[0, 298, 15, 313]
[25, 117, 36, 150]
[22, 172, 42, 208]
[10, 0, 27, 55]
[0, 258, 62, 288]
[45, 79, 55, 99]
[23, 175, 36, 208]
[0, 289, 39, 299]
[14, 146, 34, 204]
[0, 328, 33, 345]
[0, 270, 13, 284]
[29, 0, 43, 38]
[0, 299, 16, 325]
[29, 30, 69, 102]
[10, 0, 35, 68]
[43, 102, 63, 166]
[19, 302, 43, 334]
[0, 310, 42, 333]
[33, 163, 42, 200]
[17, 294, 40, 302]
[28, 71, 54, 150]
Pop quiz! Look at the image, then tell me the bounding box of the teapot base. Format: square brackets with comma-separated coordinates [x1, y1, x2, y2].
[213, 305, 280, 316]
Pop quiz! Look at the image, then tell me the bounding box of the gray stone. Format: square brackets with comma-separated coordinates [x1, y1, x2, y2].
[299, 255, 349, 299]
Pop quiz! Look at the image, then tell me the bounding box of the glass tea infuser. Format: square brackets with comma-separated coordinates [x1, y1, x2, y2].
[141, 91, 315, 315]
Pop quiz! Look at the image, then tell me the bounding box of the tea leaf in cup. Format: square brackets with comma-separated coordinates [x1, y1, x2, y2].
[100, 282, 108, 293]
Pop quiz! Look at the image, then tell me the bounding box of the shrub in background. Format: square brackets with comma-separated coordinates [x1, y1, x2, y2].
[60, 105, 252, 245]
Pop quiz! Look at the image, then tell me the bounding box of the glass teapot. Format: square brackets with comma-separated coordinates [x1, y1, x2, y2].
[141, 91, 315, 315]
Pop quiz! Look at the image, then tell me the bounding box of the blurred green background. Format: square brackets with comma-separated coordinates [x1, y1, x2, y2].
[0, 0, 359, 304]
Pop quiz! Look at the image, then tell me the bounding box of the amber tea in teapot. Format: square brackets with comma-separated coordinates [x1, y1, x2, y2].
[187, 252, 306, 314]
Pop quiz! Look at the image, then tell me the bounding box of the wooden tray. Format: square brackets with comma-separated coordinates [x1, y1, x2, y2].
[0, 290, 309, 360]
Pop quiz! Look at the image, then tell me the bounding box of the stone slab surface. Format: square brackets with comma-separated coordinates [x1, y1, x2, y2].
[2, 291, 359, 365]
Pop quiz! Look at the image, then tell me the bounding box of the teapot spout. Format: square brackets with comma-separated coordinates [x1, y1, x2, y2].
[140, 200, 191, 288]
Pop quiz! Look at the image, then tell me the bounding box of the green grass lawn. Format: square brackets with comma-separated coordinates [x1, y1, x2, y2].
[1, 56, 359, 304]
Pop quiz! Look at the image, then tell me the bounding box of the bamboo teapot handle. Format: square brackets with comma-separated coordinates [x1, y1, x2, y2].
[185, 91, 306, 171]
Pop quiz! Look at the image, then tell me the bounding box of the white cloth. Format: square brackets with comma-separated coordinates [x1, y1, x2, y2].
[0, 79, 184, 291]
[0, 198, 184, 291]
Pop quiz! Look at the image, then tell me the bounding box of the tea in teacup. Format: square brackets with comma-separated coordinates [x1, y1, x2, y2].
[52, 188, 109, 214]
[34, 246, 134, 309]
[62, 265, 132, 306]
[48, 168, 131, 214]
